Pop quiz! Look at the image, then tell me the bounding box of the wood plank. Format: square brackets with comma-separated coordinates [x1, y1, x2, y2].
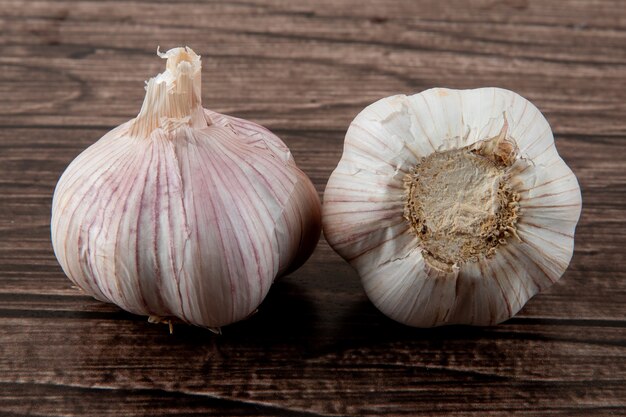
[0, 0, 625, 415]
[1, 313, 624, 415]
[0, 1, 624, 133]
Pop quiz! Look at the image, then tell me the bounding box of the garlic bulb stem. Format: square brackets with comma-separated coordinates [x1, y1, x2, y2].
[130, 47, 205, 138]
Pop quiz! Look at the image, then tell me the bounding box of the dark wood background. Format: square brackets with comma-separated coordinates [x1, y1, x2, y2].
[1, 0, 625, 415]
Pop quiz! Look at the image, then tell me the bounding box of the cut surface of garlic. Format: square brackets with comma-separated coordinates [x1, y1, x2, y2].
[51, 47, 321, 330]
[323, 88, 582, 327]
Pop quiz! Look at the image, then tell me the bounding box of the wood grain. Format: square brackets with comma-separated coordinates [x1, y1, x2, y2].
[0, 0, 625, 415]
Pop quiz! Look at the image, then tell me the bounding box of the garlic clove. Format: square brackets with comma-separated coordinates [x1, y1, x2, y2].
[324, 87, 582, 327]
[51, 47, 321, 330]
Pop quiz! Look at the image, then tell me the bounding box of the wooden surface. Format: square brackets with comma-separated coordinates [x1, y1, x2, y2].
[1, 0, 625, 415]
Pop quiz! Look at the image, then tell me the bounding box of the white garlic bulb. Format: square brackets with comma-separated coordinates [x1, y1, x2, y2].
[324, 88, 582, 327]
[51, 47, 321, 330]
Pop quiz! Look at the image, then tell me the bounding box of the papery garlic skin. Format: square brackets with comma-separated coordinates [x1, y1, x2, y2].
[323, 88, 581, 327]
[51, 47, 321, 329]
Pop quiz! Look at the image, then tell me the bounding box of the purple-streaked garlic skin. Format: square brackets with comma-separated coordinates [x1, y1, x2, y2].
[51, 47, 321, 330]
[323, 88, 582, 327]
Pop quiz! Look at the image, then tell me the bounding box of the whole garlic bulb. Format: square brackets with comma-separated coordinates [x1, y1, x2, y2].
[51, 47, 321, 330]
[324, 88, 582, 327]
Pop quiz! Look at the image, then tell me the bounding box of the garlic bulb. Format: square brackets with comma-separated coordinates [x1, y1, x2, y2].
[51, 47, 321, 330]
[323, 88, 581, 327]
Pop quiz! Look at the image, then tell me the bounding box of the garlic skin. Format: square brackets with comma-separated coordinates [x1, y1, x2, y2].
[323, 88, 581, 327]
[51, 47, 321, 330]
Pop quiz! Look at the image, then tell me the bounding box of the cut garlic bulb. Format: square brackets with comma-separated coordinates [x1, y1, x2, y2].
[51, 47, 321, 330]
[323, 88, 581, 327]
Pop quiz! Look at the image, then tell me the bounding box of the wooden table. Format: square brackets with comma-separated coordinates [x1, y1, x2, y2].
[1, 1, 624, 415]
